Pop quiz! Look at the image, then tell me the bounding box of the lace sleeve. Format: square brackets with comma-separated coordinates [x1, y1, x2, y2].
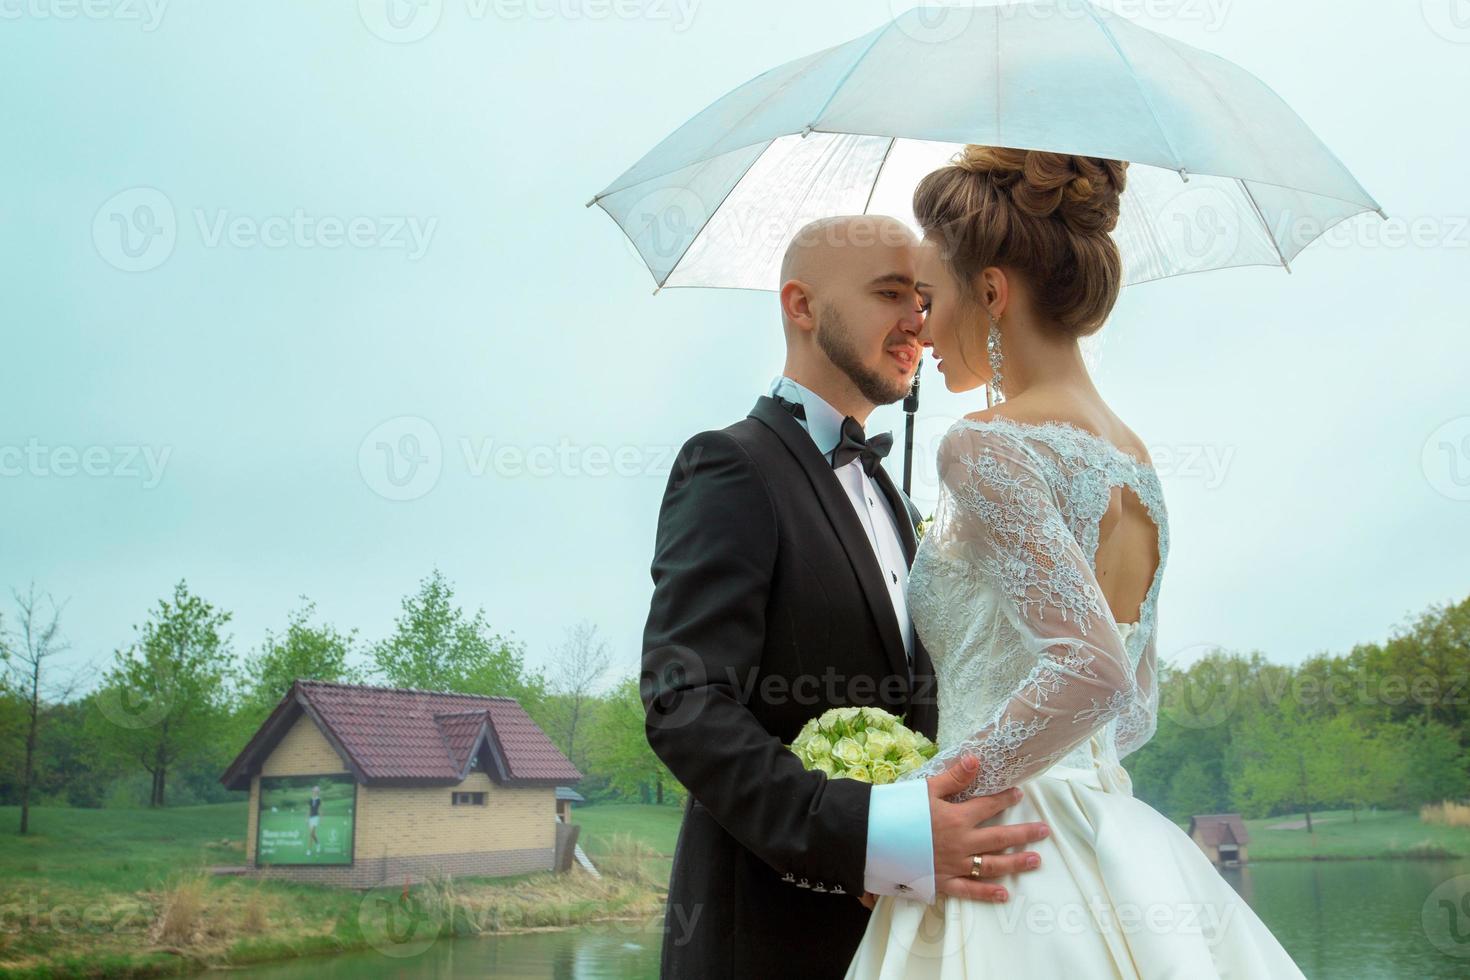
[904, 422, 1136, 798]
[1115, 628, 1157, 760]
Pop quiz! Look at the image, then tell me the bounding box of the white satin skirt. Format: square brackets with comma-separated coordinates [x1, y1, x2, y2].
[843, 745, 1307, 979]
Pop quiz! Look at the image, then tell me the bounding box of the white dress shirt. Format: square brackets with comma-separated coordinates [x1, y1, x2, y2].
[767, 375, 936, 902]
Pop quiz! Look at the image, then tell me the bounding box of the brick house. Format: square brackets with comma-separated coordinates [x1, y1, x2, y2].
[1188, 813, 1250, 866]
[219, 679, 582, 888]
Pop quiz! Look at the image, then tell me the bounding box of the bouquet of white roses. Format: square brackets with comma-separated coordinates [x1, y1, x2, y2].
[785, 705, 938, 784]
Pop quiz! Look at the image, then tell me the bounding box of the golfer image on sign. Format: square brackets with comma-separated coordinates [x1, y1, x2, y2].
[305, 784, 321, 856]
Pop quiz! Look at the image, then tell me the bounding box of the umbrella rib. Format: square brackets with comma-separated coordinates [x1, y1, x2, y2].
[804, 18, 899, 134]
[1240, 179, 1292, 274]
[1078, 3, 1184, 174]
[653, 141, 774, 291]
[1163, 33, 1385, 219]
[861, 138, 897, 215]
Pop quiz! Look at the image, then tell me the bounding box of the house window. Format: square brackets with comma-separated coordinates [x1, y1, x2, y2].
[452, 791, 487, 806]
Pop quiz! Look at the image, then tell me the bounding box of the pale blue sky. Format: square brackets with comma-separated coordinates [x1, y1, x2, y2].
[2, 1, 1467, 692]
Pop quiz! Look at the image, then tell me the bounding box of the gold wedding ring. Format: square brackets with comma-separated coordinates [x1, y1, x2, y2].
[968, 854, 984, 880]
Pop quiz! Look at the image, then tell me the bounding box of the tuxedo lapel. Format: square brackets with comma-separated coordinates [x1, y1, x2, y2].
[749, 396, 912, 693]
[870, 458, 938, 739]
[870, 462, 917, 565]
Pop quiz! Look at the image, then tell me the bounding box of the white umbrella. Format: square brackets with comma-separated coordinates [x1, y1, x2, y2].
[589, 0, 1385, 294]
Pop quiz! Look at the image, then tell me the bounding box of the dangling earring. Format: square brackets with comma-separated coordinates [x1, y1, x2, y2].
[986, 309, 1005, 406]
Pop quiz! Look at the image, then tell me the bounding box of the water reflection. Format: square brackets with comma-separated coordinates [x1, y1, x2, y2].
[213, 860, 1470, 979]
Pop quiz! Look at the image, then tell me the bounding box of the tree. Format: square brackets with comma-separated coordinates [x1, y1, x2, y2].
[1384, 717, 1470, 806]
[1231, 696, 1344, 831]
[1361, 597, 1470, 736]
[242, 598, 363, 714]
[89, 581, 236, 807]
[540, 621, 612, 772]
[372, 569, 546, 708]
[1166, 759, 1224, 823]
[3, 585, 87, 834]
[583, 674, 682, 805]
[1327, 714, 1395, 821]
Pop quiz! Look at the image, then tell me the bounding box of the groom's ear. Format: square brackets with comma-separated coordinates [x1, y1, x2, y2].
[780, 279, 817, 333]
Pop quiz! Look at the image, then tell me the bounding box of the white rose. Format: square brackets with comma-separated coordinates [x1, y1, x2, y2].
[832, 737, 866, 768]
[870, 760, 900, 784]
[863, 729, 896, 759]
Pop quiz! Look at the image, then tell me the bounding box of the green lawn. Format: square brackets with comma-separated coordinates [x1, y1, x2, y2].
[571, 802, 684, 858]
[0, 801, 244, 891]
[570, 802, 685, 888]
[1239, 808, 1470, 860]
[0, 802, 664, 978]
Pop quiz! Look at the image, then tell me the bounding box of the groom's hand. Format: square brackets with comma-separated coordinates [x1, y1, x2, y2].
[927, 754, 1050, 903]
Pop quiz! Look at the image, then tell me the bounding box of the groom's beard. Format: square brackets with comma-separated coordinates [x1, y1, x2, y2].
[815, 304, 912, 406]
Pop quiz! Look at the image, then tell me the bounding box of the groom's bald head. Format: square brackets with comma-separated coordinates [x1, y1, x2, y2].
[779, 215, 919, 302]
[777, 215, 926, 420]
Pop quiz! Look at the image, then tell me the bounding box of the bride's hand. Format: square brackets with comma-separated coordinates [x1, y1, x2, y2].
[926, 754, 1051, 902]
[858, 891, 878, 910]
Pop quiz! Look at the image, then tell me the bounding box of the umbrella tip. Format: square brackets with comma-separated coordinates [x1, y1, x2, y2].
[1376, 206, 1388, 220]
[1177, 167, 1190, 183]
[585, 196, 599, 208]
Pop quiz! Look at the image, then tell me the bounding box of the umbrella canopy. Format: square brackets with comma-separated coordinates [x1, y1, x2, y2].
[590, 0, 1384, 292]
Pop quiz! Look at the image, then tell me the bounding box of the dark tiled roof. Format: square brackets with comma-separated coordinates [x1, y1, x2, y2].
[219, 679, 582, 790]
[1188, 813, 1250, 846]
[435, 711, 489, 773]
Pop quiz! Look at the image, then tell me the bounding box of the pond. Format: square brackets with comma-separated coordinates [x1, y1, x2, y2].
[210, 858, 1470, 978]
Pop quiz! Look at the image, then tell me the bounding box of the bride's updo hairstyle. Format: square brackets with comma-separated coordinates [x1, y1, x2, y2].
[913, 145, 1129, 337]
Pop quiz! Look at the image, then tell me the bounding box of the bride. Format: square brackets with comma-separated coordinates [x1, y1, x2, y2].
[844, 146, 1307, 978]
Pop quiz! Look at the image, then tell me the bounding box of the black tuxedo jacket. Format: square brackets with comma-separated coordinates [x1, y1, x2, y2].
[640, 394, 939, 979]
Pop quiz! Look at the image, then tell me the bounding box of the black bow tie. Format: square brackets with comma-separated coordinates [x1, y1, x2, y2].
[774, 394, 892, 477]
[833, 416, 894, 477]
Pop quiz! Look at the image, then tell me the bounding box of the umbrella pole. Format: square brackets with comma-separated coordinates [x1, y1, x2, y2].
[902, 362, 921, 496]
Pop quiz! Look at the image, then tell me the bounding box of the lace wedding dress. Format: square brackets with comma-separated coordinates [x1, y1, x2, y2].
[845, 417, 1306, 979]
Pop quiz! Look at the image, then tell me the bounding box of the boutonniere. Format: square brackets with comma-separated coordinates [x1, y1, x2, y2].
[916, 514, 934, 542]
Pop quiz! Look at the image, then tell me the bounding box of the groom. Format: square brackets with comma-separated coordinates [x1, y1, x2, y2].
[641, 215, 1051, 978]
